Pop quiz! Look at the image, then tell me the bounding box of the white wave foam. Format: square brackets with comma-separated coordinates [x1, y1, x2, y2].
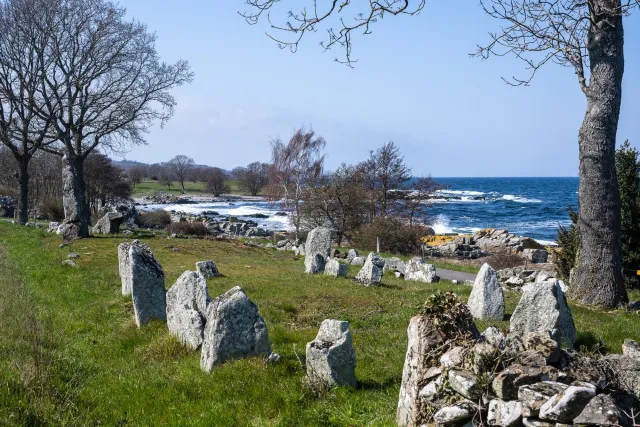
[501, 195, 542, 203]
[436, 189, 485, 196]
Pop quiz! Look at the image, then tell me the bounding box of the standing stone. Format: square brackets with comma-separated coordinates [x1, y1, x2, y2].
[304, 227, 332, 274]
[510, 280, 576, 348]
[196, 260, 222, 278]
[200, 286, 271, 372]
[91, 212, 124, 234]
[166, 271, 211, 350]
[118, 241, 134, 296]
[324, 259, 347, 278]
[468, 263, 504, 320]
[306, 319, 356, 387]
[123, 241, 166, 327]
[404, 257, 437, 283]
[346, 248, 359, 264]
[355, 252, 383, 286]
[396, 307, 479, 427]
[350, 256, 365, 266]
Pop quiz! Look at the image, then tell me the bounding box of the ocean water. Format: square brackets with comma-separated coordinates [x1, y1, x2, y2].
[427, 177, 579, 244]
[143, 177, 579, 245]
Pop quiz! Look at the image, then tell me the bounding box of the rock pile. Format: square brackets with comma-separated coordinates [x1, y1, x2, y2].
[306, 319, 356, 387]
[396, 292, 640, 427]
[117, 240, 166, 327]
[403, 257, 437, 283]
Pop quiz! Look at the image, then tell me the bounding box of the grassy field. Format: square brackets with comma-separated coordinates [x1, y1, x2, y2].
[131, 179, 254, 197]
[0, 223, 639, 425]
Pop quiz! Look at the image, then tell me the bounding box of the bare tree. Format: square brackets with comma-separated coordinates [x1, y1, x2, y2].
[204, 167, 230, 197]
[168, 155, 195, 193]
[473, 0, 639, 307]
[34, 0, 193, 238]
[242, 0, 639, 308]
[239, 161, 270, 196]
[268, 127, 325, 238]
[396, 176, 444, 226]
[0, 0, 56, 225]
[159, 168, 174, 190]
[128, 166, 145, 188]
[361, 141, 411, 216]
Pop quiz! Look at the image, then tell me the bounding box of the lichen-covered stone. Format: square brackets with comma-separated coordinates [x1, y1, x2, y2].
[468, 263, 504, 320]
[324, 259, 347, 278]
[166, 271, 211, 350]
[196, 260, 222, 278]
[304, 227, 332, 274]
[306, 319, 356, 387]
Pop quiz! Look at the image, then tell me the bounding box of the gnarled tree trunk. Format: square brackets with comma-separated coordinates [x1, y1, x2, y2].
[16, 156, 30, 225]
[569, 9, 628, 308]
[62, 153, 91, 238]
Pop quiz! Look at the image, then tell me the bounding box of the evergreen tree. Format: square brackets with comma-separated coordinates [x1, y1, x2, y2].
[554, 207, 579, 282]
[616, 140, 640, 287]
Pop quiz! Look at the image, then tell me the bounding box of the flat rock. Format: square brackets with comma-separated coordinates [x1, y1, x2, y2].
[433, 400, 478, 426]
[449, 370, 480, 400]
[306, 319, 356, 387]
[468, 263, 504, 320]
[487, 399, 522, 427]
[166, 270, 211, 350]
[200, 286, 271, 372]
[539, 384, 595, 422]
[510, 280, 576, 348]
[492, 364, 547, 400]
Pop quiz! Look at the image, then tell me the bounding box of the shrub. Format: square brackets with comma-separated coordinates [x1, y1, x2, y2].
[41, 200, 64, 221]
[554, 207, 579, 282]
[138, 211, 171, 228]
[485, 253, 524, 271]
[351, 216, 433, 255]
[166, 221, 209, 236]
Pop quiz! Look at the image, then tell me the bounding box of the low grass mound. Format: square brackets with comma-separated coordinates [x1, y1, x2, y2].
[0, 222, 638, 425]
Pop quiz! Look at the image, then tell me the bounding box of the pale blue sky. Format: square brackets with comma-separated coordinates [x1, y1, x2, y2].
[118, 1, 640, 177]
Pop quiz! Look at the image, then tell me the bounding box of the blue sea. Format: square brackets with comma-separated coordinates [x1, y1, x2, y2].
[427, 177, 579, 244]
[144, 177, 579, 245]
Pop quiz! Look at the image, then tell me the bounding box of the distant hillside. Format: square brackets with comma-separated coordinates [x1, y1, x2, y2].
[112, 160, 148, 171]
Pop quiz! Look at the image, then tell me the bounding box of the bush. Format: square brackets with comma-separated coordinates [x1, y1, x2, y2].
[166, 221, 209, 236]
[554, 207, 579, 282]
[351, 216, 433, 255]
[138, 211, 171, 228]
[485, 253, 525, 271]
[41, 200, 64, 221]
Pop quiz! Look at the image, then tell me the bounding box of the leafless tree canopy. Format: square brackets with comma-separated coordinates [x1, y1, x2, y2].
[240, 0, 426, 65]
[168, 155, 195, 192]
[473, 0, 639, 91]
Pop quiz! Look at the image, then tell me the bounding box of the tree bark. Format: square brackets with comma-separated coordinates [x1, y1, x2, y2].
[569, 8, 628, 307]
[62, 153, 91, 238]
[16, 156, 30, 225]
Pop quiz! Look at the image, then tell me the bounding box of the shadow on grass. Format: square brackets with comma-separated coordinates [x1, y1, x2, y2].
[357, 375, 401, 391]
[575, 331, 606, 353]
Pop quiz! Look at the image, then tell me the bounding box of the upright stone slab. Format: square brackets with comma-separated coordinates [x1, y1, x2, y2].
[126, 241, 166, 327]
[355, 252, 382, 286]
[304, 227, 332, 274]
[200, 286, 271, 372]
[91, 212, 124, 234]
[306, 319, 356, 387]
[510, 280, 576, 348]
[346, 248, 359, 264]
[166, 271, 211, 350]
[196, 260, 222, 278]
[324, 259, 347, 278]
[468, 263, 504, 320]
[118, 241, 134, 296]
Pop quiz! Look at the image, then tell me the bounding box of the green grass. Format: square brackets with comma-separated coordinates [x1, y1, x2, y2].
[131, 179, 262, 197]
[0, 222, 639, 425]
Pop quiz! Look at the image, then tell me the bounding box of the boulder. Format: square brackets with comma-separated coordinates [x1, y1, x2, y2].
[61, 259, 77, 268]
[354, 253, 382, 286]
[404, 257, 437, 283]
[383, 257, 406, 275]
[350, 256, 365, 266]
[468, 263, 504, 320]
[538, 384, 596, 422]
[510, 280, 576, 348]
[200, 286, 271, 372]
[573, 394, 635, 427]
[166, 271, 211, 350]
[623, 339, 640, 359]
[524, 331, 560, 365]
[602, 354, 640, 396]
[324, 259, 347, 278]
[91, 212, 124, 235]
[482, 326, 505, 349]
[448, 369, 480, 400]
[195, 260, 222, 278]
[487, 399, 522, 427]
[346, 248, 359, 264]
[304, 227, 332, 274]
[522, 248, 549, 264]
[306, 319, 356, 387]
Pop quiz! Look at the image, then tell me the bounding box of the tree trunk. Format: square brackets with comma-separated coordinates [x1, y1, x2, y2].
[16, 156, 30, 225]
[569, 8, 628, 308]
[62, 153, 91, 238]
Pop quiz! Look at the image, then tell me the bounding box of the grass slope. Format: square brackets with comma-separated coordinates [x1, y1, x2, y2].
[132, 179, 253, 197]
[0, 223, 638, 425]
